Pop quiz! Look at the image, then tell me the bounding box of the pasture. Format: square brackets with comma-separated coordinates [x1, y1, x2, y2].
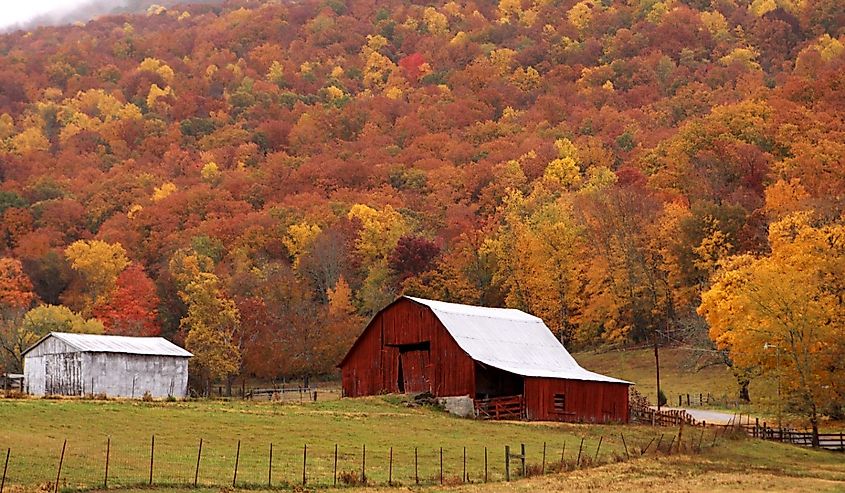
[1, 393, 843, 492]
[0, 396, 656, 491]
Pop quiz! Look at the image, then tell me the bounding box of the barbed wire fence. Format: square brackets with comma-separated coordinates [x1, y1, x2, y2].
[0, 428, 722, 492]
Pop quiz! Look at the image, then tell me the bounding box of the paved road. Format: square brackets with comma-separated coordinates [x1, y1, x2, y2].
[654, 407, 753, 425]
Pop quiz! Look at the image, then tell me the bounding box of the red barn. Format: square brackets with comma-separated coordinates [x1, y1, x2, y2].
[340, 297, 631, 423]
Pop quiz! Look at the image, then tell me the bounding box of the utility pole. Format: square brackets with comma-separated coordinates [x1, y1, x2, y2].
[655, 326, 662, 412]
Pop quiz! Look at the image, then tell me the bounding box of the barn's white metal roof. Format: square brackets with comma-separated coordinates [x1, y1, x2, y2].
[406, 297, 629, 384]
[23, 332, 193, 358]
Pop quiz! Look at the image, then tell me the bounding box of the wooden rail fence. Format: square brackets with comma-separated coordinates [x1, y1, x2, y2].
[475, 395, 525, 420]
[630, 389, 844, 452]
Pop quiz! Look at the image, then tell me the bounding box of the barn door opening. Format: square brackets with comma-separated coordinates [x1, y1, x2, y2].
[397, 357, 405, 393]
[474, 363, 523, 399]
[390, 342, 431, 393]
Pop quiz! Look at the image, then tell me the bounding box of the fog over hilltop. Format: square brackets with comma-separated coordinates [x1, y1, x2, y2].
[1, 0, 221, 32]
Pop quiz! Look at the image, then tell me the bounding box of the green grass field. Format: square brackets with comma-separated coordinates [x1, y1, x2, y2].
[0, 396, 659, 492]
[1, 395, 844, 493]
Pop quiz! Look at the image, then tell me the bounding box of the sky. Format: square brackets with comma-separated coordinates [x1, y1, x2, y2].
[0, 0, 91, 30]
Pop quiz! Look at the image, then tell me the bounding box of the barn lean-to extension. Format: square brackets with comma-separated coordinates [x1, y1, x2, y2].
[340, 297, 631, 423]
[22, 332, 192, 399]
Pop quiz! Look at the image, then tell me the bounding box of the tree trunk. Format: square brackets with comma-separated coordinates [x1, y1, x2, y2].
[811, 406, 820, 447]
[738, 379, 750, 403]
[226, 375, 233, 397]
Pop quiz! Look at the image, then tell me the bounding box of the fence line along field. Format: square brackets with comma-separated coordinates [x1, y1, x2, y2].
[0, 396, 668, 491]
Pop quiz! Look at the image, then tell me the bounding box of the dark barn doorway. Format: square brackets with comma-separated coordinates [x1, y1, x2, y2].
[390, 342, 431, 393]
[475, 363, 523, 399]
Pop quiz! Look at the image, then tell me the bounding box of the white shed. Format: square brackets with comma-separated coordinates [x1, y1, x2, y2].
[22, 332, 192, 399]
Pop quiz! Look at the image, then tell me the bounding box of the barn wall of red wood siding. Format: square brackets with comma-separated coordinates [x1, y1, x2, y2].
[523, 378, 629, 423]
[341, 298, 475, 397]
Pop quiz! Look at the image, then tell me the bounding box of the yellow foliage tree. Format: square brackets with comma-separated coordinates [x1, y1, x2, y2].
[282, 222, 322, 269]
[152, 182, 177, 201]
[423, 7, 449, 35]
[266, 60, 285, 86]
[699, 212, 845, 444]
[146, 84, 174, 109]
[568, 0, 600, 32]
[486, 189, 585, 343]
[543, 138, 582, 190]
[64, 240, 130, 310]
[11, 127, 50, 154]
[201, 162, 222, 184]
[138, 57, 175, 83]
[347, 204, 409, 262]
[180, 273, 241, 391]
[510, 66, 542, 91]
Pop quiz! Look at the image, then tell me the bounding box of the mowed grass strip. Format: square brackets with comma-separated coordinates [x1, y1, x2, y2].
[0, 397, 664, 490]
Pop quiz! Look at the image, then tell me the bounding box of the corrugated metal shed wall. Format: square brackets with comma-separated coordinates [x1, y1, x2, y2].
[341, 298, 475, 397]
[23, 334, 190, 398]
[524, 377, 629, 423]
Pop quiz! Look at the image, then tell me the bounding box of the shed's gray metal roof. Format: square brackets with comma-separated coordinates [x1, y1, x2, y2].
[406, 297, 629, 384]
[23, 332, 193, 358]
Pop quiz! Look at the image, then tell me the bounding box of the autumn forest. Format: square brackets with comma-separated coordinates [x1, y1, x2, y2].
[0, 0, 843, 427]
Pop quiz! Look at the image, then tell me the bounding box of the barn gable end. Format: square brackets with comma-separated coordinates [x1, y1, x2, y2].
[341, 297, 475, 398]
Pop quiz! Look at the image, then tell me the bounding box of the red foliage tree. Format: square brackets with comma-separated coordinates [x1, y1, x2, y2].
[93, 263, 161, 336]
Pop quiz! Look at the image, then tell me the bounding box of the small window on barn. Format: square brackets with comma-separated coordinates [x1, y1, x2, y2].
[553, 393, 566, 413]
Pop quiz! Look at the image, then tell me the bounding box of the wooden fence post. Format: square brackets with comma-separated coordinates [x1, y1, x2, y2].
[484, 446, 488, 483]
[641, 437, 655, 455]
[560, 442, 566, 468]
[194, 438, 202, 487]
[666, 435, 676, 455]
[1, 448, 9, 493]
[505, 445, 510, 482]
[594, 436, 603, 461]
[576, 438, 584, 468]
[104, 436, 110, 489]
[462, 446, 466, 483]
[678, 395, 682, 407]
[302, 444, 307, 486]
[541, 442, 546, 474]
[520, 443, 526, 477]
[677, 422, 685, 453]
[268, 442, 273, 487]
[621, 434, 629, 460]
[55, 439, 66, 493]
[414, 447, 419, 485]
[440, 447, 443, 485]
[361, 444, 366, 485]
[655, 433, 664, 453]
[149, 435, 155, 486]
[333, 444, 338, 487]
[233, 440, 240, 488]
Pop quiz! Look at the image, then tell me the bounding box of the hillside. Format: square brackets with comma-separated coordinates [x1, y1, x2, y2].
[0, 0, 843, 396]
[575, 347, 776, 411]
